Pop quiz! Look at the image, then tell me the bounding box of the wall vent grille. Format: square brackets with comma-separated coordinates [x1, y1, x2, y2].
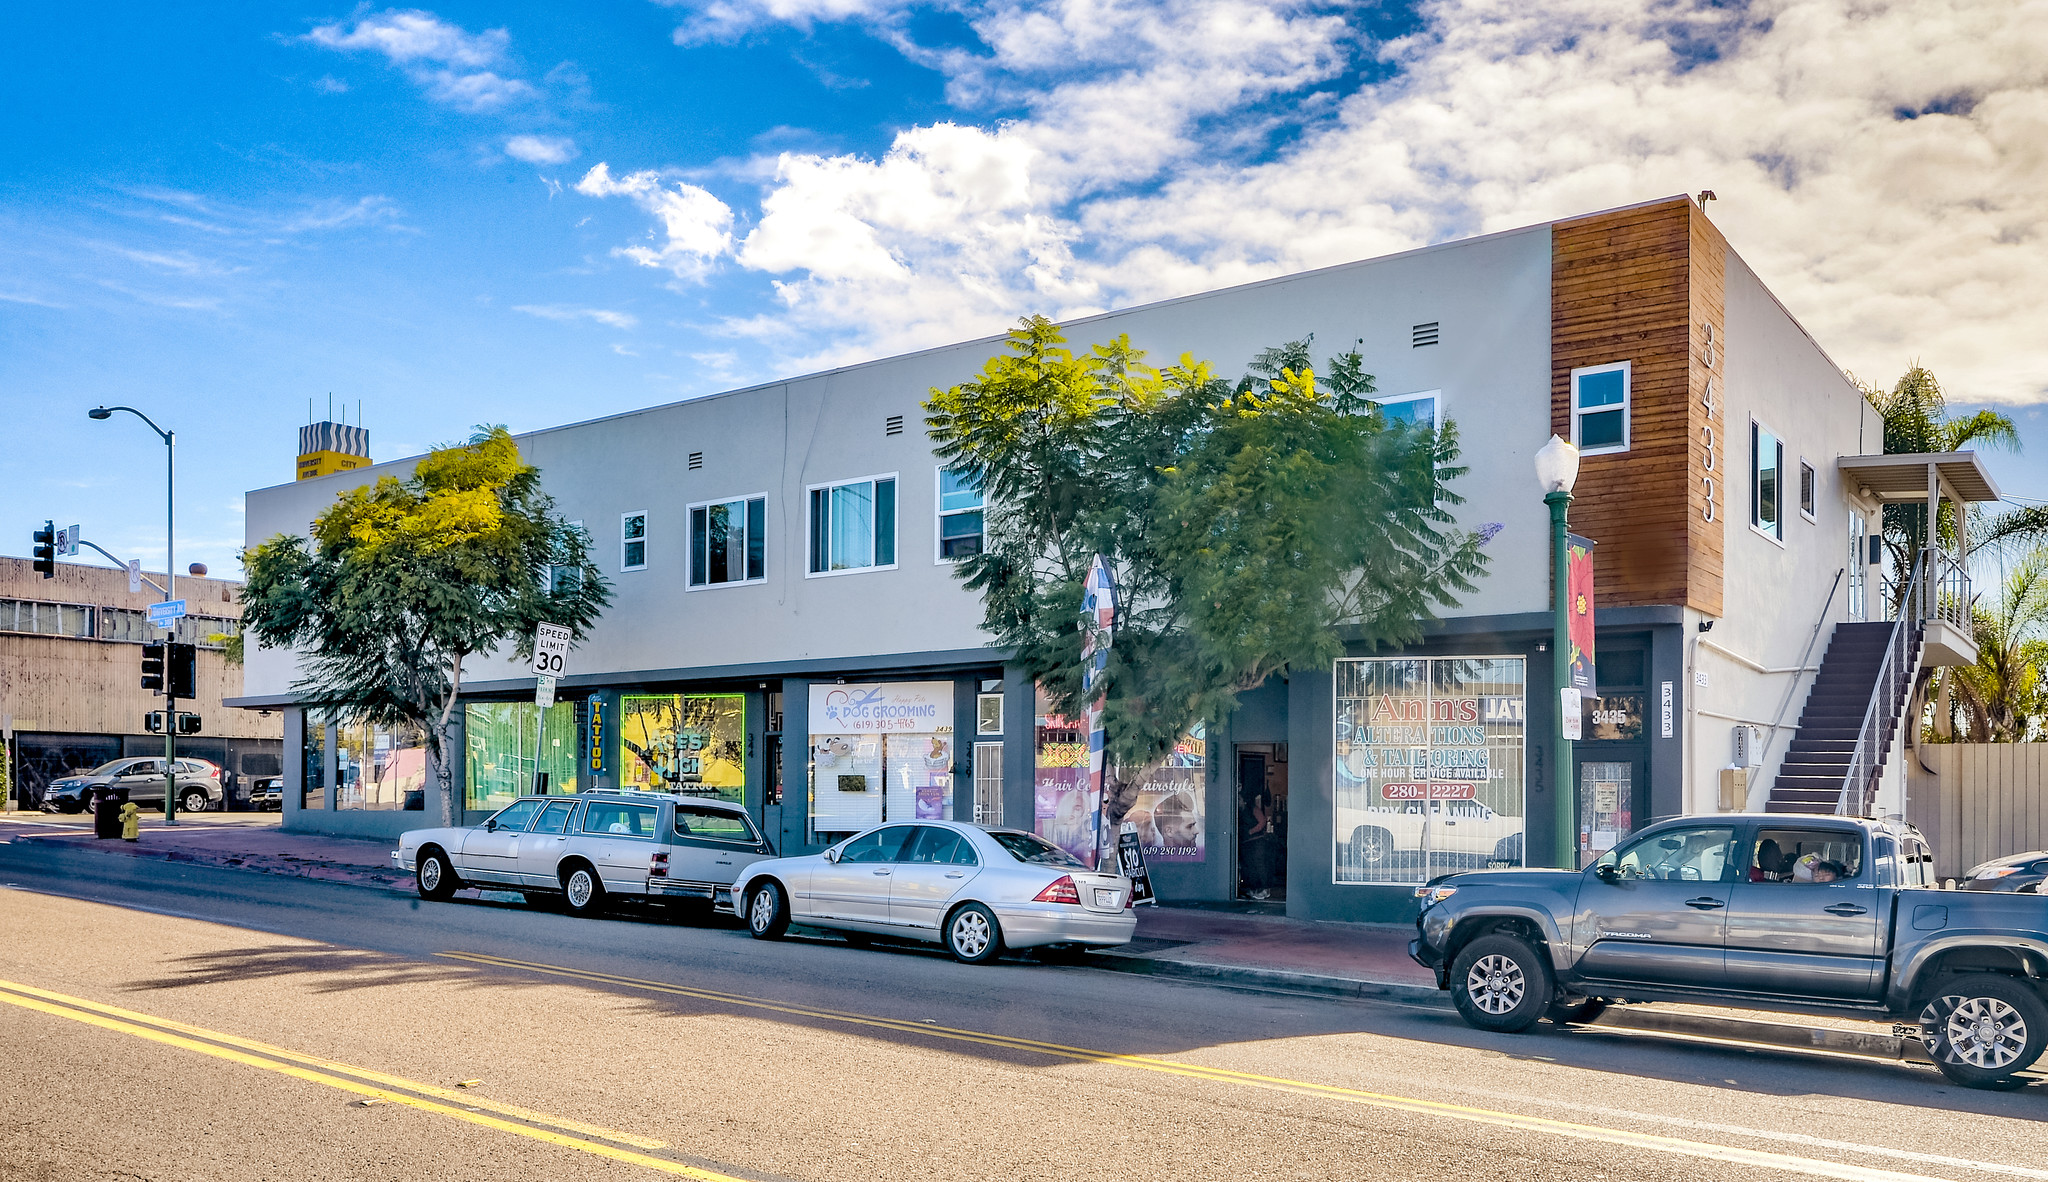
[885, 415, 905, 436]
[1411, 322, 1440, 348]
[687, 451, 703, 470]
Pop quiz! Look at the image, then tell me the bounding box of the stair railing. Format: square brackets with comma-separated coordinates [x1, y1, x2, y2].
[1923, 545, 1973, 635]
[1837, 552, 1926, 816]
[1755, 566, 1844, 780]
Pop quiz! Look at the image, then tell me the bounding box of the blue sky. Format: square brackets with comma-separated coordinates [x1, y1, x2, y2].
[3, 0, 2043, 579]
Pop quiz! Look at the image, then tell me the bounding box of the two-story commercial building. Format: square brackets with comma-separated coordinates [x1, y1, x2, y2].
[234, 195, 1996, 922]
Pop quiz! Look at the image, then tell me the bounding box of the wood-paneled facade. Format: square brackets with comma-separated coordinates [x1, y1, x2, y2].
[1551, 197, 1726, 616]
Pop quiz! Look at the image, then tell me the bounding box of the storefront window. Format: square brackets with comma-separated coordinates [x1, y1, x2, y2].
[302, 714, 327, 810]
[621, 694, 745, 800]
[808, 681, 952, 835]
[337, 722, 427, 811]
[466, 700, 581, 812]
[1033, 686, 1206, 865]
[1333, 656, 1526, 884]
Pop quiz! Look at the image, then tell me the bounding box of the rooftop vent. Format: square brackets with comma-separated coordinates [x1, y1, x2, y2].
[1411, 322, 1440, 348]
[885, 415, 904, 436]
[688, 451, 703, 471]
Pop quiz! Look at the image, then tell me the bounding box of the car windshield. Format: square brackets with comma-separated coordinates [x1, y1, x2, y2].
[989, 831, 1085, 868]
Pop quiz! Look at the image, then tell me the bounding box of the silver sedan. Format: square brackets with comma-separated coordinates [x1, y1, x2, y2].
[730, 822, 1136, 963]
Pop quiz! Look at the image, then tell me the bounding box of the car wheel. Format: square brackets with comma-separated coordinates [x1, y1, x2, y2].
[945, 903, 1003, 965]
[180, 789, 210, 814]
[1449, 933, 1553, 1033]
[1919, 975, 2048, 1089]
[746, 881, 789, 940]
[416, 850, 458, 902]
[1547, 997, 1608, 1026]
[1350, 825, 1392, 867]
[561, 864, 604, 917]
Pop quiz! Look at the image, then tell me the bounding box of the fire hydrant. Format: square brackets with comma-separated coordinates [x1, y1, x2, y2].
[119, 800, 141, 842]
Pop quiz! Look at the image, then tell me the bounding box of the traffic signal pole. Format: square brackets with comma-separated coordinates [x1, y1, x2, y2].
[90, 404, 178, 823]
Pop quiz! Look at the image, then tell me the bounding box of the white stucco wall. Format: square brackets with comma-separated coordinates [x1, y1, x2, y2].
[243, 223, 1557, 699]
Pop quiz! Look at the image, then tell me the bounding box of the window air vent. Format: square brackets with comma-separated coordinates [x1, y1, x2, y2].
[688, 451, 703, 471]
[1411, 322, 1440, 348]
[885, 415, 904, 436]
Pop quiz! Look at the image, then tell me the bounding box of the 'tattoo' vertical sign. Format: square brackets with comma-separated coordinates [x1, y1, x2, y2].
[533, 623, 572, 678]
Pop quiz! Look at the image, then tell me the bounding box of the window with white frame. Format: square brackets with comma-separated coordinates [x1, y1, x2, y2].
[1370, 390, 1440, 432]
[1570, 362, 1631, 454]
[808, 474, 896, 575]
[1751, 422, 1785, 541]
[1798, 459, 1817, 521]
[936, 468, 984, 561]
[690, 495, 766, 588]
[621, 511, 647, 571]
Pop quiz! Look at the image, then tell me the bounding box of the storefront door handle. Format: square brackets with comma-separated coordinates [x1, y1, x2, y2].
[1684, 897, 1724, 910]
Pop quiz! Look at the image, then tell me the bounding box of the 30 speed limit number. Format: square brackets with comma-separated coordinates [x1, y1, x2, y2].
[532, 622, 572, 677]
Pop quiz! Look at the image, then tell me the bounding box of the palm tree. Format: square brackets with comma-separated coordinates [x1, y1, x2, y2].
[1861, 366, 2019, 609]
[1932, 549, 2048, 742]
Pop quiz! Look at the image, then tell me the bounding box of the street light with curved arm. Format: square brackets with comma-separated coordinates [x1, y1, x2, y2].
[89, 404, 181, 823]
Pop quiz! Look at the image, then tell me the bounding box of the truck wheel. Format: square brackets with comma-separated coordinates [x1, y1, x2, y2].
[1350, 826, 1392, 867]
[1918, 975, 2048, 1090]
[1450, 933, 1554, 1033]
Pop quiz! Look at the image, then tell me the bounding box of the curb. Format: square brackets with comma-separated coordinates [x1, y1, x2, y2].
[9, 832, 411, 891]
[1086, 953, 1935, 1065]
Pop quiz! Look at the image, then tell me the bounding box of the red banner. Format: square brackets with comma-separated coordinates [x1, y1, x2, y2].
[1566, 533, 1596, 693]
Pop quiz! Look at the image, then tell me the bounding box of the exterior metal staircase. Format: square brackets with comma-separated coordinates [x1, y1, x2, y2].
[1765, 620, 1920, 815]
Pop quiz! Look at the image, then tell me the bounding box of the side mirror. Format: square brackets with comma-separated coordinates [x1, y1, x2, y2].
[1593, 863, 1619, 884]
[823, 847, 840, 863]
[485, 819, 498, 832]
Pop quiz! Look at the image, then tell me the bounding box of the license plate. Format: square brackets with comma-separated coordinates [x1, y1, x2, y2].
[1093, 888, 1119, 908]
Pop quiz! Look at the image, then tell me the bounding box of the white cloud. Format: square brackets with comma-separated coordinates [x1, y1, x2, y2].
[575, 163, 735, 279]
[304, 9, 535, 111]
[505, 134, 579, 165]
[514, 304, 640, 330]
[607, 0, 2048, 404]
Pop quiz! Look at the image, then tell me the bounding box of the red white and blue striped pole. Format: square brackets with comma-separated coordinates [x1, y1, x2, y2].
[1081, 554, 1117, 869]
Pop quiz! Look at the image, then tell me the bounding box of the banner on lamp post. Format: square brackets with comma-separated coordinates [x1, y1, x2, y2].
[1566, 533, 1597, 693]
[1081, 555, 1117, 869]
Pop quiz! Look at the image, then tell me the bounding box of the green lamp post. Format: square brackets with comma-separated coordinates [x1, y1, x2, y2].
[1534, 434, 1581, 869]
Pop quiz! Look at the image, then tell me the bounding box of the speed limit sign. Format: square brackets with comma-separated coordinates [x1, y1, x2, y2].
[532, 622, 572, 678]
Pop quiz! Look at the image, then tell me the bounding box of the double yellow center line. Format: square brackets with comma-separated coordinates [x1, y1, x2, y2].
[0, 978, 742, 1181]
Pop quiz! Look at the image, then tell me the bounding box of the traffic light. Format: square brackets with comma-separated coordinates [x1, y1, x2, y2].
[176, 712, 202, 735]
[168, 642, 197, 699]
[32, 521, 55, 578]
[144, 711, 166, 734]
[141, 642, 165, 692]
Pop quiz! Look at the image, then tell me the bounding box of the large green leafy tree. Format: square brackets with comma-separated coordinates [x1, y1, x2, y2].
[926, 316, 1487, 843]
[241, 427, 611, 825]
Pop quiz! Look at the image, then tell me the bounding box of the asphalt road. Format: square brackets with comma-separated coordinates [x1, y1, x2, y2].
[2, 838, 2045, 1182]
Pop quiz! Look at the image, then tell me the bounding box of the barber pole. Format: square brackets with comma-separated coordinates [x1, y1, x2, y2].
[1081, 555, 1117, 869]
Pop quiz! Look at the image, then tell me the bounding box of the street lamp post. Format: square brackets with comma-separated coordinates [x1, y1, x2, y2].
[1534, 434, 1580, 870]
[90, 405, 181, 825]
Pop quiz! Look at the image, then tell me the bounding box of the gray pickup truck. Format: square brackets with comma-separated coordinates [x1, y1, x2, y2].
[1411, 813, 2048, 1089]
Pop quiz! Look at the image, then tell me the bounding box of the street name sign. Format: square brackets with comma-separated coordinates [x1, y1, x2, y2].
[533, 622, 572, 677]
[147, 600, 188, 629]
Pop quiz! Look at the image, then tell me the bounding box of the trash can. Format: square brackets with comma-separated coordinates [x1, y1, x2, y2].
[93, 788, 123, 839]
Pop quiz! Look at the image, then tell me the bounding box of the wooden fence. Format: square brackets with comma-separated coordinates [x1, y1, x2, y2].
[1907, 743, 2048, 879]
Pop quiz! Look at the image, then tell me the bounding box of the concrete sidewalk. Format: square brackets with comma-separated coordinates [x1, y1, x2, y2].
[0, 812, 1941, 1069]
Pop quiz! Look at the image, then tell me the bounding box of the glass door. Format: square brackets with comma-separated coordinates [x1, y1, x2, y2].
[1578, 753, 1643, 868]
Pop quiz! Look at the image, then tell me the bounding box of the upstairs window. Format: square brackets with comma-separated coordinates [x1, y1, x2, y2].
[808, 475, 896, 575]
[1370, 390, 1440, 432]
[1751, 422, 1784, 541]
[1799, 460, 1817, 521]
[1570, 362, 1631, 455]
[690, 496, 766, 588]
[621, 512, 648, 571]
[936, 468, 984, 561]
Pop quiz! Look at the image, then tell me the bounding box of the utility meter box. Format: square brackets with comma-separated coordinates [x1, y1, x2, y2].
[1719, 766, 1750, 811]
[1731, 725, 1763, 768]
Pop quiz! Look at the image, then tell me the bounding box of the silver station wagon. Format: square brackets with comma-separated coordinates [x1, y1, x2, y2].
[394, 791, 774, 915]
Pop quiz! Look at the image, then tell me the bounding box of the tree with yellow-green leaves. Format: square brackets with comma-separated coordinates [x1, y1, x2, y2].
[240, 427, 610, 825]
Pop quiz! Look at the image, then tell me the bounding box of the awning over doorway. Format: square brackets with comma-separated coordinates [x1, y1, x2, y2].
[1837, 451, 2002, 503]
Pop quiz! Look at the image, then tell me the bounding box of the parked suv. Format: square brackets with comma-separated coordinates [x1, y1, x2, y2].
[1412, 814, 2048, 1089]
[394, 792, 776, 916]
[41, 757, 226, 814]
